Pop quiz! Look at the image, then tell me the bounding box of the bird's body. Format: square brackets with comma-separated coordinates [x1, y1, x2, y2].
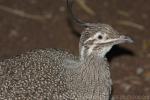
[0, 48, 111, 100]
[0, 48, 76, 99]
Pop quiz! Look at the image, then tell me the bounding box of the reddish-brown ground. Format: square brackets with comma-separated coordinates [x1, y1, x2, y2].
[0, 0, 149, 100]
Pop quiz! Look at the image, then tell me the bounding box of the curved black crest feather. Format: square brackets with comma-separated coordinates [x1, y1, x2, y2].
[66, 0, 94, 27]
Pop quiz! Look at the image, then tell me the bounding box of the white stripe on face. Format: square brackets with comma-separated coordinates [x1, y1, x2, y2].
[80, 46, 85, 60]
[87, 44, 96, 56]
[95, 38, 119, 44]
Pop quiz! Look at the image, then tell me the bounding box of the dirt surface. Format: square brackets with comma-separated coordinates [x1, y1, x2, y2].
[0, 0, 149, 99]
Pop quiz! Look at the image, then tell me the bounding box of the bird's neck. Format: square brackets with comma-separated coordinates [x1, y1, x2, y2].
[73, 55, 112, 98]
[79, 55, 109, 75]
[76, 45, 112, 89]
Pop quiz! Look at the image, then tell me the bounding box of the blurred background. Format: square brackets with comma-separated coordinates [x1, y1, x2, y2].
[0, 0, 149, 99]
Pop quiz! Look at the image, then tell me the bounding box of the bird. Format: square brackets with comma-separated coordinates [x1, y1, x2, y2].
[0, 0, 133, 100]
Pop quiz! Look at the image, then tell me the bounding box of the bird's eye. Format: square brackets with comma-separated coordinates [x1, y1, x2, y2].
[98, 35, 103, 39]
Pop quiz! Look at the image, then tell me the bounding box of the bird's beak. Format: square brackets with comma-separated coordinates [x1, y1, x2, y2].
[100, 35, 133, 45]
[115, 35, 133, 44]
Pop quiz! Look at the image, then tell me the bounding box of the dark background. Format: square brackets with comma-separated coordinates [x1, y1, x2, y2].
[0, 0, 149, 99]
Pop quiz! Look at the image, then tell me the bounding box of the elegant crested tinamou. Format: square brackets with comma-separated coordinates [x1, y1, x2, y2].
[0, 0, 133, 99]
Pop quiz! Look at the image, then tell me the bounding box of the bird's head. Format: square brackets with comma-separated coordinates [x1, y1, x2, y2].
[79, 23, 133, 60]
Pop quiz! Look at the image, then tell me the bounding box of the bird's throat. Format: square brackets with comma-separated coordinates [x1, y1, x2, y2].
[80, 46, 112, 61]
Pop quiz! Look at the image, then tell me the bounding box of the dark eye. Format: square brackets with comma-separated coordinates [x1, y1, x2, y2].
[98, 35, 102, 39]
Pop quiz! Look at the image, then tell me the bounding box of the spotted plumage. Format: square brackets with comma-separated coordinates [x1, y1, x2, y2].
[0, 49, 78, 99]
